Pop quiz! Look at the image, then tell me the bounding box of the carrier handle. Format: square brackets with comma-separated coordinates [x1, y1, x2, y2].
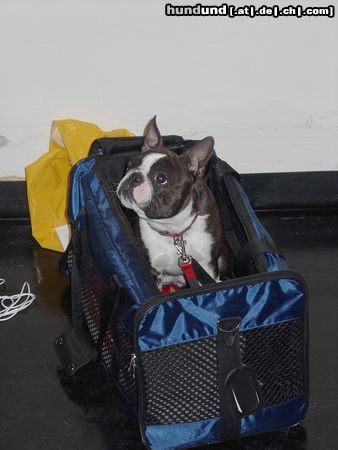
[89, 135, 185, 156]
[212, 158, 285, 276]
[214, 158, 241, 182]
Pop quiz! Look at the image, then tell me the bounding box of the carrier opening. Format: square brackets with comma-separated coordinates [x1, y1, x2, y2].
[93, 137, 284, 295]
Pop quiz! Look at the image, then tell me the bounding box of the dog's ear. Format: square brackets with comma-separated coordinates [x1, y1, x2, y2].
[141, 116, 164, 152]
[183, 136, 214, 178]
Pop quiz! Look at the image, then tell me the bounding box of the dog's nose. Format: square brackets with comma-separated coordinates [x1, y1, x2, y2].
[128, 171, 144, 187]
[117, 171, 144, 198]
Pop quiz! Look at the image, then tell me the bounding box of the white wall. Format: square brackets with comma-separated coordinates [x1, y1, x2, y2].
[1, 0, 337, 178]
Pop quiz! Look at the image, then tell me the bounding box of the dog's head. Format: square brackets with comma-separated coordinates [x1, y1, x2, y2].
[117, 116, 214, 220]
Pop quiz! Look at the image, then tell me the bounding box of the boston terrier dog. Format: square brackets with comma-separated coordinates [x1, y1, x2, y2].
[117, 117, 229, 291]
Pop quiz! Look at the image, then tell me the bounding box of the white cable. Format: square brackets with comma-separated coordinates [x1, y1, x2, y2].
[0, 279, 36, 321]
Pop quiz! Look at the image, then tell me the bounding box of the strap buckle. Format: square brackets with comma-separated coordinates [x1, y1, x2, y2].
[173, 235, 189, 262]
[172, 234, 199, 288]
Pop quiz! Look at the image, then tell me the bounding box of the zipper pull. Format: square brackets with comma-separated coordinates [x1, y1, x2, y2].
[128, 353, 137, 379]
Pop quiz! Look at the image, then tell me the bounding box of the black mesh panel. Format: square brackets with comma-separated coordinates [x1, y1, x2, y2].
[78, 224, 106, 346]
[141, 319, 305, 425]
[241, 319, 305, 406]
[70, 220, 137, 403]
[71, 221, 116, 371]
[143, 337, 219, 424]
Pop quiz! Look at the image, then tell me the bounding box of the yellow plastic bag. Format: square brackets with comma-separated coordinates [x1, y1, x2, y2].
[26, 119, 134, 252]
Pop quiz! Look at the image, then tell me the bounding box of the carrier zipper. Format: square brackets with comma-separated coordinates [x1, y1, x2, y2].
[96, 150, 140, 159]
[128, 353, 137, 380]
[132, 268, 308, 446]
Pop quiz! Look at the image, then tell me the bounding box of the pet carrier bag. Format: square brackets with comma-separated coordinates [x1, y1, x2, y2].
[55, 134, 309, 450]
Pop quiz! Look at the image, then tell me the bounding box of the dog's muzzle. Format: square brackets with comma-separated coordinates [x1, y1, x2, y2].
[117, 171, 145, 202]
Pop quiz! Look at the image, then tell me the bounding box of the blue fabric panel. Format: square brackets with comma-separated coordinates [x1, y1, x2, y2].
[265, 253, 288, 271]
[145, 417, 220, 450]
[144, 396, 306, 449]
[68, 157, 96, 222]
[138, 277, 304, 351]
[79, 168, 157, 306]
[241, 395, 307, 436]
[235, 179, 271, 240]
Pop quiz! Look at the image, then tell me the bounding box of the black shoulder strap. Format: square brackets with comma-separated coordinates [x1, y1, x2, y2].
[235, 239, 285, 275]
[210, 156, 284, 275]
[191, 258, 216, 285]
[209, 157, 242, 259]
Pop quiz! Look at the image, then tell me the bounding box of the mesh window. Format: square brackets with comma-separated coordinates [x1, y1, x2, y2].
[142, 337, 219, 424]
[80, 227, 104, 342]
[141, 319, 305, 425]
[70, 220, 137, 404]
[71, 221, 116, 370]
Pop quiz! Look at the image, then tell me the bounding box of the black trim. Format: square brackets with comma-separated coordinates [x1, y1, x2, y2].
[217, 317, 242, 439]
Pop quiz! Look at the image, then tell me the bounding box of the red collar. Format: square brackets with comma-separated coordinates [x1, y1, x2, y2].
[160, 207, 200, 238]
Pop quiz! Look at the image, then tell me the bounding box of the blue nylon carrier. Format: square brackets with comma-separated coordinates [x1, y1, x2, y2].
[56, 136, 309, 450]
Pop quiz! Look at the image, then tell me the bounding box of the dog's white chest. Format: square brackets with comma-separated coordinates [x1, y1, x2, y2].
[139, 215, 214, 287]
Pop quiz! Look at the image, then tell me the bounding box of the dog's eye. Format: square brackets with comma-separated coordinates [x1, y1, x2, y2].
[155, 173, 168, 185]
[126, 160, 134, 171]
